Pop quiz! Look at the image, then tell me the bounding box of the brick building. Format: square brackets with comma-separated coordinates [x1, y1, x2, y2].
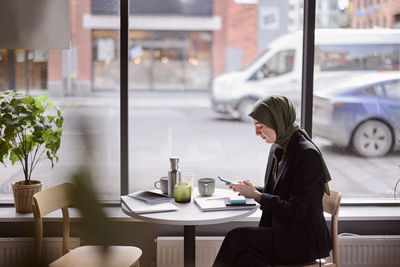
[351, 0, 400, 28]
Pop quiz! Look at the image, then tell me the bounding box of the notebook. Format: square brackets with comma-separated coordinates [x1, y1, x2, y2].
[194, 196, 258, 212]
[121, 195, 178, 214]
[128, 190, 171, 205]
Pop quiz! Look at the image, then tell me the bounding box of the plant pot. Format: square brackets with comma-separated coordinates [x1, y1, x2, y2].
[12, 180, 42, 213]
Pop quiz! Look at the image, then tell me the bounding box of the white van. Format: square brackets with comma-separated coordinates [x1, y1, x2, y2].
[211, 29, 400, 121]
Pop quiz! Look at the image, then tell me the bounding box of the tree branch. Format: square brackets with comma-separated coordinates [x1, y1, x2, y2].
[16, 129, 29, 181]
[16, 128, 25, 155]
[11, 135, 25, 172]
[29, 149, 47, 176]
[29, 144, 41, 181]
[11, 146, 25, 175]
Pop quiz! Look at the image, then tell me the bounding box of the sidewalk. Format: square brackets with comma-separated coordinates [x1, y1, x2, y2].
[49, 90, 212, 109]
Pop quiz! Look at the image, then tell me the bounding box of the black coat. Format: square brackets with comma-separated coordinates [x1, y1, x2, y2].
[256, 130, 332, 262]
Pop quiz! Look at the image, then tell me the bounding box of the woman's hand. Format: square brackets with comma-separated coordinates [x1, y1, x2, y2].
[229, 180, 261, 202]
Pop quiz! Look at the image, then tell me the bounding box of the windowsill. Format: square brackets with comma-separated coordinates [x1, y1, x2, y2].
[341, 198, 400, 206]
[1, 205, 400, 223]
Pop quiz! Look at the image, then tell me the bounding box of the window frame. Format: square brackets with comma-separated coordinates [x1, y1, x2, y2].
[120, 0, 129, 195]
[0, 2, 399, 206]
[120, 0, 398, 203]
[119, 0, 320, 194]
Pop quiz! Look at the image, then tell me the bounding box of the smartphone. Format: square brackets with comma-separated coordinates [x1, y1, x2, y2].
[218, 176, 235, 184]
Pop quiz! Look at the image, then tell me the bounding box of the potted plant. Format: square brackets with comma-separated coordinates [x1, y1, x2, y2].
[0, 90, 63, 212]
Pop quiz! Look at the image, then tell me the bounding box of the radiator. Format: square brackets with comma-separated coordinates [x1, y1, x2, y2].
[156, 235, 400, 267]
[0, 237, 80, 267]
[156, 236, 223, 267]
[338, 235, 400, 267]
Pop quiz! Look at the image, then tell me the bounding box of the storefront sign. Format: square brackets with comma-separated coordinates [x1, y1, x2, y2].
[33, 50, 48, 62]
[259, 6, 280, 30]
[129, 45, 143, 59]
[97, 39, 115, 61]
[16, 52, 25, 63]
[354, 6, 380, 18]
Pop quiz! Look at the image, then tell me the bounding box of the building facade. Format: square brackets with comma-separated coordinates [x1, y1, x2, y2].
[1, 0, 349, 95]
[351, 0, 400, 28]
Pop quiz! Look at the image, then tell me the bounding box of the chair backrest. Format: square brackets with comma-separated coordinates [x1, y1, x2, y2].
[322, 190, 342, 266]
[33, 183, 75, 262]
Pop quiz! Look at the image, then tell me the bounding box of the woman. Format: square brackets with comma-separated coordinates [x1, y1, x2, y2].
[213, 95, 332, 267]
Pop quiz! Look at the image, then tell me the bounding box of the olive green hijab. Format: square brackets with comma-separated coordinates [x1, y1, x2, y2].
[248, 95, 331, 195]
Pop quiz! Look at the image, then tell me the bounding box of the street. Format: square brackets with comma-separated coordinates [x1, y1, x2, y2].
[1, 93, 399, 200]
[131, 107, 400, 199]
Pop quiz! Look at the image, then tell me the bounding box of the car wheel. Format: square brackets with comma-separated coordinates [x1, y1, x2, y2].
[352, 120, 393, 157]
[237, 98, 257, 122]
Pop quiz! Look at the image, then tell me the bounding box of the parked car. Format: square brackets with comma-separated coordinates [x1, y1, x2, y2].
[211, 29, 400, 121]
[313, 72, 400, 157]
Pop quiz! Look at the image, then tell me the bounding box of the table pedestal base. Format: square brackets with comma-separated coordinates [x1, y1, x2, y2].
[184, 225, 195, 267]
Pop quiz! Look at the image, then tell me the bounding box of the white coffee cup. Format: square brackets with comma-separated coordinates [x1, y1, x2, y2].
[197, 178, 215, 196]
[154, 176, 168, 195]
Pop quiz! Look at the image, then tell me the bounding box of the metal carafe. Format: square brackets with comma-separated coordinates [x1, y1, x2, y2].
[168, 157, 181, 197]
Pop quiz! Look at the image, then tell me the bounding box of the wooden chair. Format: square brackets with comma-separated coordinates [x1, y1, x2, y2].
[273, 190, 342, 267]
[33, 183, 142, 267]
[319, 190, 342, 267]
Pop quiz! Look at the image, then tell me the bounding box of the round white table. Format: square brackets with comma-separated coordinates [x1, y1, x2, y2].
[122, 188, 259, 267]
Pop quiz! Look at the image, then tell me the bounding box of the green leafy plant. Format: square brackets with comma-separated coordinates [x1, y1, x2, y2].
[0, 90, 63, 184]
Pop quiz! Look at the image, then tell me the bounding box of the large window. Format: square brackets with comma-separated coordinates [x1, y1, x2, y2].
[128, 0, 298, 193]
[92, 30, 120, 90]
[0, 49, 48, 91]
[92, 30, 212, 90]
[315, 44, 400, 71]
[255, 50, 295, 79]
[2, 0, 400, 202]
[0, 0, 120, 202]
[313, 2, 400, 198]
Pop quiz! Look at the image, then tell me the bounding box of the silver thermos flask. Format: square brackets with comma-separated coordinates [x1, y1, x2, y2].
[168, 157, 181, 197]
